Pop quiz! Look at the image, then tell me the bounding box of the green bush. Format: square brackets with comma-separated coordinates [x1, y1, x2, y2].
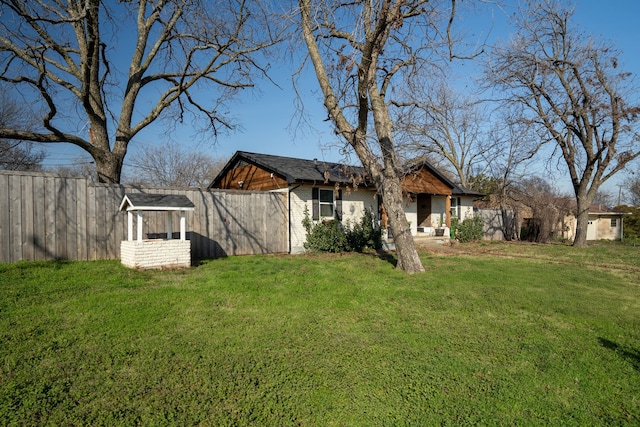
[457, 215, 485, 243]
[303, 208, 382, 253]
[345, 209, 382, 252]
[304, 219, 350, 253]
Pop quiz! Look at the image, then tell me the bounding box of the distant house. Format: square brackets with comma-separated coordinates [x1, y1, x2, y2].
[568, 204, 629, 241]
[475, 198, 629, 242]
[209, 151, 482, 253]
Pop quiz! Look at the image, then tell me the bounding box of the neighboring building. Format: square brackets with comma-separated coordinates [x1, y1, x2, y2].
[567, 204, 629, 241]
[475, 199, 629, 242]
[209, 151, 482, 253]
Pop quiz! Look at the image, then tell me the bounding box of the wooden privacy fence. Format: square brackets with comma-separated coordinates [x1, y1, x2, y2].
[0, 170, 289, 263]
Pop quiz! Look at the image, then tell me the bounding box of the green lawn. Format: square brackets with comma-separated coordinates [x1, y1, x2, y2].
[1, 243, 639, 425]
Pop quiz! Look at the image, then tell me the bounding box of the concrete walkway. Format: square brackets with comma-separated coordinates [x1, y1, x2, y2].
[382, 232, 451, 251]
[413, 232, 451, 248]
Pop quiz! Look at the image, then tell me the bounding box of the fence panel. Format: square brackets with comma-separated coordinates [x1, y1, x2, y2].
[0, 170, 289, 262]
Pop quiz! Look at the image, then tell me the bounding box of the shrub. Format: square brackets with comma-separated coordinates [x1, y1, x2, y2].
[304, 219, 350, 253]
[457, 215, 485, 243]
[345, 209, 382, 252]
[303, 208, 382, 253]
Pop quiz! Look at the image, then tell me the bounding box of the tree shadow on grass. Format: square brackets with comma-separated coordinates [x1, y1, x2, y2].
[376, 250, 398, 268]
[598, 337, 640, 371]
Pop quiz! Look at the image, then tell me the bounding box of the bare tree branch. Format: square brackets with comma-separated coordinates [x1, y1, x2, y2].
[0, 0, 282, 183]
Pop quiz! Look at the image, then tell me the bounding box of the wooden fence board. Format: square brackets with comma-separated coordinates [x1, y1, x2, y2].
[66, 177, 78, 260]
[0, 174, 9, 263]
[9, 174, 22, 263]
[75, 178, 87, 260]
[54, 176, 67, 260]
[21, 174, 34, 261]
[44, 175, 57, 260]
[32, 174, 46, 260]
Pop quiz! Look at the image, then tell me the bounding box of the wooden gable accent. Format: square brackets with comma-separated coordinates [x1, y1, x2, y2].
[402, 166, 452, 195]
[216, 163, 288, 190]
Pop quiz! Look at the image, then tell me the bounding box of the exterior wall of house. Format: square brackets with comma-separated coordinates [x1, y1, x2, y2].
[404, 198, 418, 236]
[402, 168, 452, 194]
[590, 215, 622, 240]
[341, 188, 379, 226]
[564, 215, 622, 241]
[430, 196, 448, 228]
[288, 186, 311, 254]
[288, 185, 379, 254]
[459, 197, 475, 221]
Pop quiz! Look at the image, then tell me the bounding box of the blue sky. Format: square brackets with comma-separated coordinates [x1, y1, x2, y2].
[39, 0, 640, 196]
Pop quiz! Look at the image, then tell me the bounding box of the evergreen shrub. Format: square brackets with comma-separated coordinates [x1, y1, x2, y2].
[457, 215, 485, 243]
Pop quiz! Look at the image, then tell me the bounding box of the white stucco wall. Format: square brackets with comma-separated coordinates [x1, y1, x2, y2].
[459, 197, 475, 221]
[288, 186, 310, 254]
[430, 196, 447, 228]
[341, 188, 379, 226]
[587, 215, 623, 240]
[404, 198, 418, 236]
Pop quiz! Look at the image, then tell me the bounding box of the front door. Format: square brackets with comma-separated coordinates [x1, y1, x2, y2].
[417, 194, 431, 227]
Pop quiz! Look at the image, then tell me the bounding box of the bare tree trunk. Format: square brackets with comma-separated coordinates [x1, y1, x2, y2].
[381, 186, 423, 272]
[352, 133, 424, 274]
[573, 194, 592, 247]
[297, 0, 428, 274]
[94, 151, 124, 184]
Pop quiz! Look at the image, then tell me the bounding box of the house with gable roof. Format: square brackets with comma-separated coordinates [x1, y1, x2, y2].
[209, 151, 483, 253]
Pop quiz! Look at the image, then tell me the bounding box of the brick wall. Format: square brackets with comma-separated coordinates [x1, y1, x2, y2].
[120, 240, 191, 269]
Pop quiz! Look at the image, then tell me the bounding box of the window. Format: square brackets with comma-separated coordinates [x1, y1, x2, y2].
[611, 218, 617, 227]
[450, 197, 461, 219]
[319, 189, 334, 218]
[312, 188, 342, 220]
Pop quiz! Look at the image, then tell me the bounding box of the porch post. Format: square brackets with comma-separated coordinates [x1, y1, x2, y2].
[127, 211, 133, 241]
[180, 210, 186, 241]
[445, 195, 451, 228]
[137, 211, 144, 242]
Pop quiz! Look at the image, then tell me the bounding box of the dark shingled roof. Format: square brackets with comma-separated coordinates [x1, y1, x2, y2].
[119, 193, 195, 211]
[210, 151, 369, 188]
[209, 151, 485, 197]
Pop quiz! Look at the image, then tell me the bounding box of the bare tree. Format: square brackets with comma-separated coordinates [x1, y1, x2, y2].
[485, 0, 640, 246]
[48, 161, 98, 182]
[127, 141, 227, 188]
[486, 106, 548, 240]
[626, 174, 640, 206]
[0, 94, 44, 171]
[592, 189, 614, 207]
[396, 80, 499, 188]
[0, 0, 279, 183]
[0, 139, 44, 171]
[512, 177, 571, 243]
[297, 0, 477, 273]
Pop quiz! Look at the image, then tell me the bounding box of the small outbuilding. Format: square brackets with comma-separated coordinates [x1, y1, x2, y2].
[119, 193, 194, 269]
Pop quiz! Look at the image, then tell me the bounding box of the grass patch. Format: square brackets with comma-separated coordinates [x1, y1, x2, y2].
[1, 244, 639, 425]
